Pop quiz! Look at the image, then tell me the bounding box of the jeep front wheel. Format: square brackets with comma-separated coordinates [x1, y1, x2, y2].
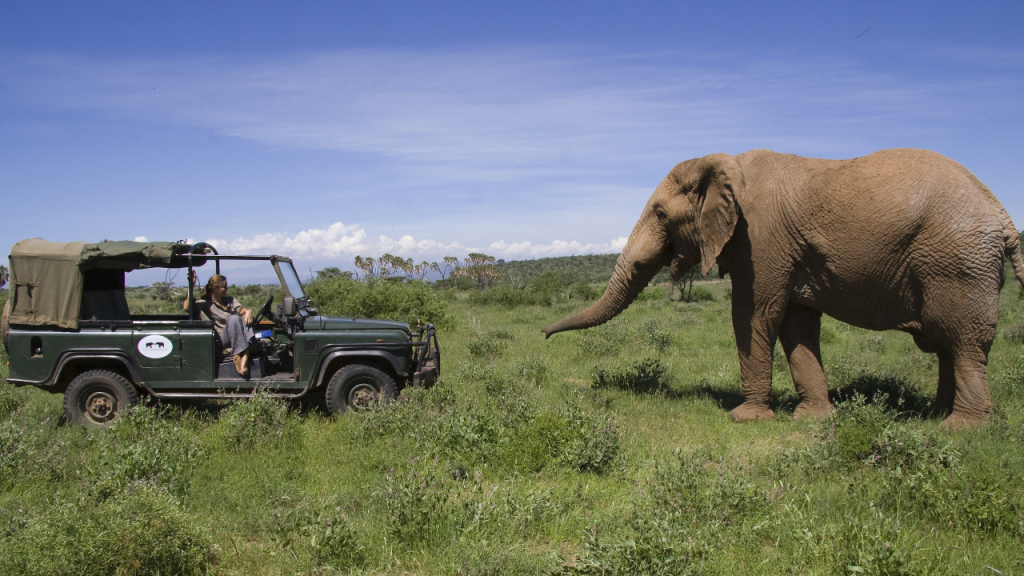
[64, 370, 139, 427]
[325, 364, 397, 415]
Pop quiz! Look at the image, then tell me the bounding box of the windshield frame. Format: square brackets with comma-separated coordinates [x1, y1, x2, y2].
[272, 258, 307, 299]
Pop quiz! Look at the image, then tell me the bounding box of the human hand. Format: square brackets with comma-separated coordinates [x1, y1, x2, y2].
[243, 308, 253, 326]
[188, 271, 198, 286]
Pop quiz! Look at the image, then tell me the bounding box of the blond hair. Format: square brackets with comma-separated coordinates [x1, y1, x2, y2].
[202, 274, 228, 300]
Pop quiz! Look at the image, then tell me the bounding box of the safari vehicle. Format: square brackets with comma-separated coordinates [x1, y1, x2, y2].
[0, 239, 439, 427]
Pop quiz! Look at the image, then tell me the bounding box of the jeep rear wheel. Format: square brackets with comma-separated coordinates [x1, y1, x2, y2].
[325, 364, 397, 415]
[64, 370, 139, 427]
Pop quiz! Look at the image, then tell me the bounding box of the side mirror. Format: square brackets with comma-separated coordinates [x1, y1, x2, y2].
[282, 296, 296, 316]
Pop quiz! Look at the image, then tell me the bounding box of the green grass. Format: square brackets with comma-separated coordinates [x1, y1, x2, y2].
[2, 279, 1024, 575]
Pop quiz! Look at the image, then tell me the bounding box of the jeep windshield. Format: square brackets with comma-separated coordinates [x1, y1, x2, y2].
[274, 259, 306, 299]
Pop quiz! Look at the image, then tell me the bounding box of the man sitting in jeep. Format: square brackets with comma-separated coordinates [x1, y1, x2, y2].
[183, 272, 254, 375]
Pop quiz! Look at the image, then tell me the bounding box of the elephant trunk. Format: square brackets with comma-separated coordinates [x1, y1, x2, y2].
[542, 221, 666, 337]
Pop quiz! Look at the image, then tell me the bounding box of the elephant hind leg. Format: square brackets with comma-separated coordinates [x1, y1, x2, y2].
[939, 350, 993, 430]
[930, 350, 956, 416]
[778, 303, 832, 420]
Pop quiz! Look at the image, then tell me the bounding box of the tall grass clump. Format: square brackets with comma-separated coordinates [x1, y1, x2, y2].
[0, 482, 216, 576]
[268, 493, 365, 570]
[306, 275, 453, 328]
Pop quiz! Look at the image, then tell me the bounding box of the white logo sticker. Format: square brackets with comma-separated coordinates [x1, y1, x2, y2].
[138, 335, 173, 359]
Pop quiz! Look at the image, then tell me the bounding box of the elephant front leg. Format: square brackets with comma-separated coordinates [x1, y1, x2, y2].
[778, 304, 832, 420]
[728, 307, 780, 422]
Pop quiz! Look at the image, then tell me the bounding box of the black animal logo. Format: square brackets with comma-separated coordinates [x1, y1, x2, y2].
[144, 341, 167, 349]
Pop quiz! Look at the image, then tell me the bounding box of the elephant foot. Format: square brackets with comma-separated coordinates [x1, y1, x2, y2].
[792, 400, 833, 421]
[729, 402, 775, 423]
[939, 412, 988, 431]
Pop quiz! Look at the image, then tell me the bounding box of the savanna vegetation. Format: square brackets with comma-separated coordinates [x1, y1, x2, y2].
[2, 256, 1024, 575]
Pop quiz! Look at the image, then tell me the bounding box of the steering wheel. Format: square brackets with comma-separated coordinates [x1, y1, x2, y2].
[251, 296, 274, 326]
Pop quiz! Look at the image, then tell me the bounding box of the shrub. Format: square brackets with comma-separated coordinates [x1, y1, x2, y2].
[0, 482, 216, 576]
[556, 518, 713, 576]
[306, 276, 453, 328]
[1003, 320, 1024, 343]
[511, 357, 549, 385]
[573, 321, 627, 358]
[469, 285, 548, 307]
[0, 415, 74, 487]
[819, 394, 895, 465]
[834, 373, 931, 415]
[680, 285, 715, 302]
[834, 506, 923, 576]
[217, 390, 296, 451]
[555, 402, 620, 473]
[269, 493, 364, 570]
[382, 457, 467, 544]
[467, 337, 510, 360]
[650, 450, 769, 527]
[89, 404, 204, 499]
[637, 319, 672, 353]
[593, 358, 670, 394]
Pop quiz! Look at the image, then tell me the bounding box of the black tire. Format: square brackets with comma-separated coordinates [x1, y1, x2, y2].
[325, 363, 397, 415]
[64, 370, 139, 427]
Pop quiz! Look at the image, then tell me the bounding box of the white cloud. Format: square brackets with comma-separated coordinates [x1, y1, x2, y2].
[205, 221, 622, 263]
[133, 235, 148, 242]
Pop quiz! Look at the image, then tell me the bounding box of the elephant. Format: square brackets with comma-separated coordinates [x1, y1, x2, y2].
[543, 149, 1024, 429]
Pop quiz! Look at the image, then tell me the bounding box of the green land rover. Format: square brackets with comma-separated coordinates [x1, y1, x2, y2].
[0, 239, 439, 427]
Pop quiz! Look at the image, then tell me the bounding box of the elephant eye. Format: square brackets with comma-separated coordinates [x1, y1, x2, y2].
[655, 210, 668, 221]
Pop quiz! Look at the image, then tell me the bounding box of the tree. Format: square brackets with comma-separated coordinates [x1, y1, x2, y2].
[316, 267, 352, 280]
[668, 264, 703, 302]
[462, 253, 501, 289]
[0, 264, 7, 289]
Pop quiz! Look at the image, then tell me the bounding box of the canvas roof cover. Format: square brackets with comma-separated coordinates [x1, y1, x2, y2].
[6, 239, 193, 329]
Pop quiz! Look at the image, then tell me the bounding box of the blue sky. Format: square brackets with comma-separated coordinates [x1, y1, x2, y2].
[2, 1, 1022, 283]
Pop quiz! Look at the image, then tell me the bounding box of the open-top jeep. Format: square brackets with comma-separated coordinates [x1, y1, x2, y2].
[0, 239, 439, 427]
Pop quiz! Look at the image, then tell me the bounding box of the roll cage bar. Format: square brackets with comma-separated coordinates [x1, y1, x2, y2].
[183, 242, 305, 321]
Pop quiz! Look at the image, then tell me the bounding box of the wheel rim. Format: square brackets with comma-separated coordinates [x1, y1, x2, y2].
[83, 389, 118, 424]
[346, 379, 382, 411]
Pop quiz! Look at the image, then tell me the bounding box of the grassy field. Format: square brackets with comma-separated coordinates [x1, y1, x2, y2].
[2, 278, 1024, 575]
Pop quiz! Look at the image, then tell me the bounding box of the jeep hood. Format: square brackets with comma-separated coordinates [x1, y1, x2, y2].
[308, 316, 412, 333]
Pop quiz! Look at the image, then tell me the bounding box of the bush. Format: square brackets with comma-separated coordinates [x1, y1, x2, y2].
[0, 482, 216, 576]
[217, 390, 297, 451]
[650, 450, 769, 526]
[555, 402, 620, 473]
[818, 394, 895, 465]
[467, 338, 510, 360]
[0, 415, 74, 487]
[593, 358, 670, 394]
[89, 405, 204, 499]
[306, 276, 453, 328]
[556, 518, 714, 576]
[679, 285, 715, 302]
[637, 319, 672, 353]
[1003, 319, 1024, 343]
[511, 357, 549, 385]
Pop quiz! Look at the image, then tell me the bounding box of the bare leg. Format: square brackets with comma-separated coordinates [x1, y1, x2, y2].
[778, 304, 831, 420]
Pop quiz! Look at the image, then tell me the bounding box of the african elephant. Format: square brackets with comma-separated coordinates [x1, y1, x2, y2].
[543, 149, 1024, 429]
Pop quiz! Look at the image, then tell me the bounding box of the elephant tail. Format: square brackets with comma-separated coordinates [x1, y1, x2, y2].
[1001, 209, 1024, 288]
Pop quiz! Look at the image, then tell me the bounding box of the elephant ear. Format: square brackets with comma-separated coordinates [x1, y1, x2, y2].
[697, 153, 742, 276]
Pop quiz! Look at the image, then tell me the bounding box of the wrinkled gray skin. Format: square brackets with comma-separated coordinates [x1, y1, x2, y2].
[543, 149, 1024, 429]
